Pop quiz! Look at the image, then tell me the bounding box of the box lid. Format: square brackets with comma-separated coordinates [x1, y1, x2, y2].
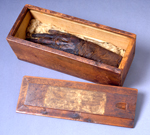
[16, 76, 138, 128]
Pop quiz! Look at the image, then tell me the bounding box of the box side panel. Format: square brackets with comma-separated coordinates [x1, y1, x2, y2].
[14, 11, 32, 39]
[7, 40, 121, 85]
[30, 10, 131, 50]
[26, 4, 136, 39]
[119, 39, 136, 85]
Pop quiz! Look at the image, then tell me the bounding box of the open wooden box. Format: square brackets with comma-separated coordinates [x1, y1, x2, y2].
[6, 4, 136, 86]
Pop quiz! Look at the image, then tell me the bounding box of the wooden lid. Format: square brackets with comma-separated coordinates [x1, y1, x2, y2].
[16, 76, 138, 128]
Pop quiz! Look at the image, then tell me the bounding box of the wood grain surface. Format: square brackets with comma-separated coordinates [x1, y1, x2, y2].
[16, 76, 138, 128]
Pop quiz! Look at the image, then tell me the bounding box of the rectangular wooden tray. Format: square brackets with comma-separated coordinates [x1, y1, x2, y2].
[6, 4, 136, 86]
[16, 76, 138, 128]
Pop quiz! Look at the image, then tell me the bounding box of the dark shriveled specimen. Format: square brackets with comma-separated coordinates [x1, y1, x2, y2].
[26, 30, 122, 67]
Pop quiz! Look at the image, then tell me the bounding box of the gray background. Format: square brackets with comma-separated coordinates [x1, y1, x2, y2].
[0, 0, 150, 134]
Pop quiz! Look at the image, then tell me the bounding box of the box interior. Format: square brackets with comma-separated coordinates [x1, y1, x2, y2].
[14, 9, 134, 68]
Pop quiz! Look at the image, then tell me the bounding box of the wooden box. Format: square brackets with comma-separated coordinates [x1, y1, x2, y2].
[16, 76, 138, 128]
[6, 4, 136, 86]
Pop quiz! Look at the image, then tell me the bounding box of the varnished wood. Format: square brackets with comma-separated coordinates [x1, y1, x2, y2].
[14, 11, 32, 39]
[16, 76, 138, 128]
[119, 39, 136, 85]
[6, 4, 136, 86]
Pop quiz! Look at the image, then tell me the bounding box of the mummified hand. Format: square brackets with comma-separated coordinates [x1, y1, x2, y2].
[26, 30, 122, 67]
